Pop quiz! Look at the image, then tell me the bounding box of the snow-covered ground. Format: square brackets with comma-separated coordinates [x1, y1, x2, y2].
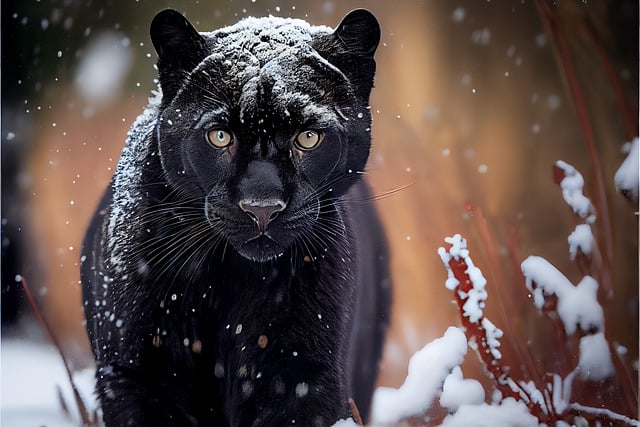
[1, 337, 96, 427]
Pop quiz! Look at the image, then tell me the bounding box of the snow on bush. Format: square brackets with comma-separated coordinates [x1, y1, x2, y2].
[439, 367, 485, 412]
[553, 160, 595, 223]
[614, 137, 639, 205]
[438, 235, 488, 324]
[436, 226, 634, 425]
[577, 332, 614, 381]
[440, 398, 539, 427]
[567, 223, 594, 260]
[371, 174, 637, 426]
[331, 418, 359, 427]
[520, 256, 603, 334]
[371, 327, 468, 424]
[521, 160, 618, 391]
[437, 235, 510, 376]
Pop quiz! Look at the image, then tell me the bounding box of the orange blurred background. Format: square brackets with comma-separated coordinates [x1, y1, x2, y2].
[3, 0, 637, 419]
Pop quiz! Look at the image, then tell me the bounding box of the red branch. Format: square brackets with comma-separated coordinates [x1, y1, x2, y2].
[552, 154, 638, 418]
[445, 250, 552, 423]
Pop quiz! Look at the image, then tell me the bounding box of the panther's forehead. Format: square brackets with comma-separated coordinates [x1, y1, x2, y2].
[187, 17, 346, 130]
[205, 15, 332, 65]
[198, 16, 337, 95]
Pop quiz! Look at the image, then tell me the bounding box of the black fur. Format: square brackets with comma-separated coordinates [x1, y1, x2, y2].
[81, 9, 390, 427]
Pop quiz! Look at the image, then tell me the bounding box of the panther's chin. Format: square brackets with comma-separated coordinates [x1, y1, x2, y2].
[234, 234, 287, 263]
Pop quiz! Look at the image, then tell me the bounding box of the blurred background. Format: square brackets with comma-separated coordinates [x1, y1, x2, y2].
[2, 0, 638, 422]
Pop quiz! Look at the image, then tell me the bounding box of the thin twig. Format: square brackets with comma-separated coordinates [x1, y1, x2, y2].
[21, 277, 93, 426]
[569, 403, 640, 426]
[349, 398, 364, 426]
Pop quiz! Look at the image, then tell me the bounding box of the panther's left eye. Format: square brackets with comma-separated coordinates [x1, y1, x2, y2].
[294, 130, 324, 150]
[207, 129, 233, 149]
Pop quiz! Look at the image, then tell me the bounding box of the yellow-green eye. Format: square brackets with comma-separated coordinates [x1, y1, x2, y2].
[207, 129, 233, 148]
[295, 130, 324, 150]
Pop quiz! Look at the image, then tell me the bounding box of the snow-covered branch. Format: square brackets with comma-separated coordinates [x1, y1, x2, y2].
[520, 256, 603, 335]
[553, 160, 596, 223]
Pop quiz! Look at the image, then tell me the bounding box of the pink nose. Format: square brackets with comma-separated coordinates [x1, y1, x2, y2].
[238, 199, 286, 232]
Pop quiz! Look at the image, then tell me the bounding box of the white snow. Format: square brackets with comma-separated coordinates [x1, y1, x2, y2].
[440, 366, 485, 412]
[554, 160, 595, 223]
[331, 418, 358, 427]
[436, 234, 506, 407]
[370, 327, 468, 424]
[438, 234, 488, 323]
[577, 332, 614, 381]
[440, 398, 539, 427]
[1, 338, 97, 427]
[209, 15, 332, 44]
[550, 372, 574, 415]
[481, 317, 503, 360]
[516, 380, 547, 413]
[521, 256, 603, 334]
[614, 137, 639, 204]
[567, 223, 594, 260]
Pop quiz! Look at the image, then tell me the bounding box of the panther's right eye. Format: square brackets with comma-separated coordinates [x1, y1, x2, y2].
[207, 129, 233, 149]
[294, 129, 324, 151]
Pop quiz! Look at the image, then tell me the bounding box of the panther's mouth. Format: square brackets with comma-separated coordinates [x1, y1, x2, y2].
[243, 231, 274, 244]
[205, 193, 319, 263]
[236, 233, 285, 262]
[206, 204, 290, 262]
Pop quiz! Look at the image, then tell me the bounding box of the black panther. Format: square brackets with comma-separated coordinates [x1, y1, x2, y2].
[81, 8, 390, 426]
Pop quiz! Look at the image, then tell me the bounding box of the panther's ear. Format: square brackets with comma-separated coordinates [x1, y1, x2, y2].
[150, 9, 208, 103]
[334, 9, 380, 57]
[314, 9, 380, 103]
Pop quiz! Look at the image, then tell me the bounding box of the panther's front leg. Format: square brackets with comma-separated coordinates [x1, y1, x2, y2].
[222, 335, 350, 427]
[95, 362, 199, 427]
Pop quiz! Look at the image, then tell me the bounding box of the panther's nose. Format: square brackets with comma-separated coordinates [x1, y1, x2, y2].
[239, 199, 287, 233]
